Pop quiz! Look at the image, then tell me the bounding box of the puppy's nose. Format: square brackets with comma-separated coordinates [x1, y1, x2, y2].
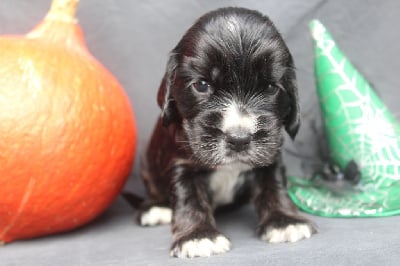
[226, 129, 252, 152]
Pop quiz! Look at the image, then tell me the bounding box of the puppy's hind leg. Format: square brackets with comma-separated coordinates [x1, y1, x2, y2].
[137, 200, 172, 227]
[139, 204, 173, 227]
[122, 192, 172, 227]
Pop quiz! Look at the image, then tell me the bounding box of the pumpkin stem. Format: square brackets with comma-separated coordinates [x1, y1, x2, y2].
[26, 0, 86, 49]
[44, 0, 79, 24]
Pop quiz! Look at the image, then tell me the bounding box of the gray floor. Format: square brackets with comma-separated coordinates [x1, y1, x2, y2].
[1, 197, 400, 266]
[1, 0, 400, 265]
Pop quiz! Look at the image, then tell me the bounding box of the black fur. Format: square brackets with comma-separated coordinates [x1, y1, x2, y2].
[139, 7, 316, 258]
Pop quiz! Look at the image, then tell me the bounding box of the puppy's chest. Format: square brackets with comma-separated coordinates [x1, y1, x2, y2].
[209, 163, 252, 207]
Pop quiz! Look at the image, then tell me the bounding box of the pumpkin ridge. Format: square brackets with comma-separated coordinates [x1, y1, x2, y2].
[0, 178, 36, 240]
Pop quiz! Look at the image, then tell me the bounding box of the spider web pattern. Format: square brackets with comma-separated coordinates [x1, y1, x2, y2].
[287, 21, 400, 217]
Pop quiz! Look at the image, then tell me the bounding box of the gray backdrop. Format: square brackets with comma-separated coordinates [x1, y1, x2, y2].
[1, 0, 400, 265]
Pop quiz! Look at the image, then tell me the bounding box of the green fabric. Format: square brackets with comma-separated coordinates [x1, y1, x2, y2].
[288, 20, 400, 217]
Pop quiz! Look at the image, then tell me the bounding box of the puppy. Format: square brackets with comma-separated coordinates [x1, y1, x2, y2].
[138, 7, 317, 258]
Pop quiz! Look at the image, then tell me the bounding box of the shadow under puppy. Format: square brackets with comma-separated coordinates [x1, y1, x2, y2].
[138, 7, 317, 258]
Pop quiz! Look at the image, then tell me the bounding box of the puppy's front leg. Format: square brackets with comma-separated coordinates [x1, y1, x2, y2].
[254, 162, 317, 243]
[170, 167, 231, 258]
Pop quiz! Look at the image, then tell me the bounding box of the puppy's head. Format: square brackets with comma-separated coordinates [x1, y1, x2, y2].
[158, 7, 300, 167]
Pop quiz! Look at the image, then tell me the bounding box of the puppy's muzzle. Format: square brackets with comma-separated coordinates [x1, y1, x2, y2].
[226, 128, 253, 152]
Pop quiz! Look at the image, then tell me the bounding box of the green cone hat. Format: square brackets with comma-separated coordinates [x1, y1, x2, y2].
[288, 20, 400, 217]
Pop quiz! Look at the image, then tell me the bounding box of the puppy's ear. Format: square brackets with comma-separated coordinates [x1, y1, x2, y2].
[281, 67, 300, 139]
[157, 53, 180, 127]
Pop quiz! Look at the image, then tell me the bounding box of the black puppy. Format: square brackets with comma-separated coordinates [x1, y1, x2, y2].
[138, 7, 317, 258]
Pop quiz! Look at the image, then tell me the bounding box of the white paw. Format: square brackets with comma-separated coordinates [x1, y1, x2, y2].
[171, 235, 231, 258]
[140, 206, 172, 226]
[261, 224, 313, 243]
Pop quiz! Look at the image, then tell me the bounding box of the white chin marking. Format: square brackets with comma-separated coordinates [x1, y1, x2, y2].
[140, 206, 172, 226]
[171, 235, 231, 258]
[262, 224, 313, 243]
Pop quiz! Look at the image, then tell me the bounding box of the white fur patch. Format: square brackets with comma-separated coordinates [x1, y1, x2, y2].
[222, 103, 256, 133]
[261, 224, 313, 243]
[171, 235, 231, 258]
[226, 16, 240, 34]
[140, 206, 172, 226]
[209, 163, 251, 207]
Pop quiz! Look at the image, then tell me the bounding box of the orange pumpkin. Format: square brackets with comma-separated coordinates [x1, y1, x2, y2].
[0, 0, 136, 243]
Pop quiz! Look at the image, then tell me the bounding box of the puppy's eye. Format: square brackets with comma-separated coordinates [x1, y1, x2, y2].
[265, 84, 279, 95]
[192, 80, 211, 94]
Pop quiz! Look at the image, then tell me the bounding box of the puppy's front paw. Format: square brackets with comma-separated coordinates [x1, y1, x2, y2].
[258, 213, 317, 243]
[170, 233, 231, 258]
